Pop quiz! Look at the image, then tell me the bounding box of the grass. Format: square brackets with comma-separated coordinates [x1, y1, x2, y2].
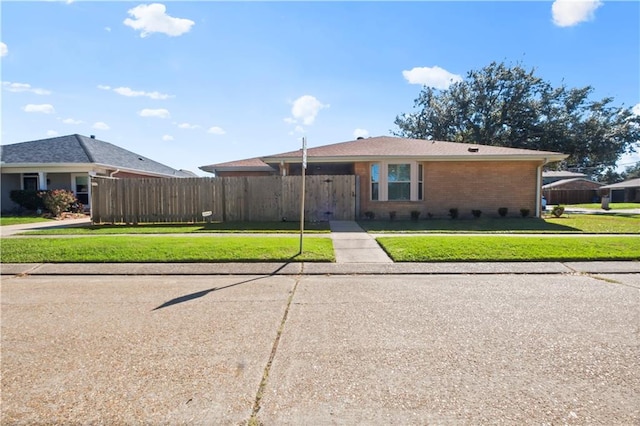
[565, 203, 639, 210]
[359, 214, 640, 234]
[0, 216, 53, 226]
[0, 236, 335, 263]
[377, 236, 640, 262]
[23, 221, 331, 235]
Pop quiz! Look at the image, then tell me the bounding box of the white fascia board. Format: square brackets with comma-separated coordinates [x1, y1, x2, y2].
[0, 163, 96, 174]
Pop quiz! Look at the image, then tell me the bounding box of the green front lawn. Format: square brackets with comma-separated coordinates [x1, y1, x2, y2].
[565, 203, 639, 210]
[1, 236, 335, 263]
[377, 236, 640, 262]
[359, 214, 640, 234]
[23, 221, 331, 235]
[0, 216, 53, 226]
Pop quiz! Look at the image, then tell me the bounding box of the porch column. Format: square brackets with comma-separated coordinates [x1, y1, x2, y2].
[38, 172, 47, 190]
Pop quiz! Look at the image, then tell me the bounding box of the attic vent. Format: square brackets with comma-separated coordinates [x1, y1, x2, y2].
[357, 136, 364, 140]
[138, 157, 144, 161]
[468, 147, 479, 153]
[90, 135, 95, 139]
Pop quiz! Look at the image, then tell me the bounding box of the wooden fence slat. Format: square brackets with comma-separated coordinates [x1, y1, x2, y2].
[90, 175, 356, 224]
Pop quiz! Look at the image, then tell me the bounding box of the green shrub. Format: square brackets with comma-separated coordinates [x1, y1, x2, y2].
[498, 207, 508, 217]
[39, 189, 77, 217]
[364, 211, 375, 220]
[472, 209, 482, 218]
[9, 190, 45, 211]
[389, 211, 397, 221]
[449, 208, 459, 219]
[410, 210, 421, 220]
[520, 208, 530, 218]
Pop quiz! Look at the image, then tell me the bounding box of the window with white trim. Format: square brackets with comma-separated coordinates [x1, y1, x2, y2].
[371, 163, 380, 201]
[370, 162, 424, 201]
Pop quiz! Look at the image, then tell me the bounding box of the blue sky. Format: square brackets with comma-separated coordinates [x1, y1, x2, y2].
[2, 0, 639, 176]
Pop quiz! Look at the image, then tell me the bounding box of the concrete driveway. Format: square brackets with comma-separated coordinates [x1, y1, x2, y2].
[2, 273, 639, 424]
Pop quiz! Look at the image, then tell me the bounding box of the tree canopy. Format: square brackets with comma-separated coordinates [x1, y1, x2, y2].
[394, 61, 640, 176]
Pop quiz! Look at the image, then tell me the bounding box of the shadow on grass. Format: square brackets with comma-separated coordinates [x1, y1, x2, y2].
[358, 218, 581, 233]
[152, 261, 293, 311]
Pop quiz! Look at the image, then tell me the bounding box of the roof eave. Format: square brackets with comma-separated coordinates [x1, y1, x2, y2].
[261, 154, 568, 163]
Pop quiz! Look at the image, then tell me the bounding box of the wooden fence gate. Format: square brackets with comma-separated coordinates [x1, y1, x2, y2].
[90, 175, 356, 223]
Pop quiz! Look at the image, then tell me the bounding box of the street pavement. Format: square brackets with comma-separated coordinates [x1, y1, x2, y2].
[2, 273, 639, 424]
[2, 216, 639, 424]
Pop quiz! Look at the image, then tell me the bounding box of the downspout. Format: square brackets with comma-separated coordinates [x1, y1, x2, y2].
[536, 159, 548, 218]
[109, 169, 120, 178]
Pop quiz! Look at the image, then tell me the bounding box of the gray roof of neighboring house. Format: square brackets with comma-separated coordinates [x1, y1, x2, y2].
[1, 134, 192, 177]
[600, 177, 640, 189]
[542, 178, 604, 189]
[542, 170, 587, 178]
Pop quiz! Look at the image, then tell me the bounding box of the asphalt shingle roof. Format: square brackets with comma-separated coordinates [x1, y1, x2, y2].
[261, 136, 566, 161]
[1, 134, 191, 177]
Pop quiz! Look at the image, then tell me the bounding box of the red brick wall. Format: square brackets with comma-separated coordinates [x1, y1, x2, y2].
[355, 160, 541, 219]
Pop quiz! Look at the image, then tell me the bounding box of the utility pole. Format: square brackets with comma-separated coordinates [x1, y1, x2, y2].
[299, 136, 307, 254]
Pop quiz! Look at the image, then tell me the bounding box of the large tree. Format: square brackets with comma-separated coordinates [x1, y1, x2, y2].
[394, 61, 640, 176]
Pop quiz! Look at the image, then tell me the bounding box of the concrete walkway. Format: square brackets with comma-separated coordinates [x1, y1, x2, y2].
[329, 220, 393, 263]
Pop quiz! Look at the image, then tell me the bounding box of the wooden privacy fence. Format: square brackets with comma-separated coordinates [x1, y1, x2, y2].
[542, 189, 600, 205]
[91, 175, 356, 223]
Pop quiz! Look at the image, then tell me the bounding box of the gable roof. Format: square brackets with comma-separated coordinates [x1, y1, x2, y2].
[1, 134, 192, 177]
[600, 177, 640, 189]
[261, 136, 567, 163]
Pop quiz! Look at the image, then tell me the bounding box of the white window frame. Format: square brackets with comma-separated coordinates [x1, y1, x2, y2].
[370, 161, 423, 201]
[71, 173, 90, 207]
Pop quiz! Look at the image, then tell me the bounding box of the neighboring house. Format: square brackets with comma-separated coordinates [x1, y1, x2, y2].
[600, 178, 640, 203]
[542, 170, 587, 185]
[1, 134, 194, 212]
[542, 178, 605, 205]
[200, 136, 567, 219]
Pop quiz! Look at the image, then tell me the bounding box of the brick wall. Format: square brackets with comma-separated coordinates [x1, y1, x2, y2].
[356, 160, 541, 219]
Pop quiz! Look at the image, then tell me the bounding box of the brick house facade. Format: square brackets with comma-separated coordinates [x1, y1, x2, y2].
[200, 136, 566, 219]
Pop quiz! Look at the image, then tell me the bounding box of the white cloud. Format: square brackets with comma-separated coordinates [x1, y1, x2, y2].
[552, 0, 602, 27]
[62, 118, 83, 124]
[47, 130, 59, 137]
[113, 86, 172, 100]
[124, 3, 195, 38]
[139, 108, 170, 118]
[353, 128, 369, 139]
[402, 66, 462, 89]
[289, 95, 329, 125]
[177, 122, 200, 129]
[2, 81, 51, 95]
[162, 134, 174, 141]
[207, 126, 225, 135]
[0, 42, 7, 57]
[105, 27, 112, 32]
[23, 104, 55, 114]
[92, 122, 110, 130]
[97, 84, 111, 90]
[632, 103, 640, 116]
